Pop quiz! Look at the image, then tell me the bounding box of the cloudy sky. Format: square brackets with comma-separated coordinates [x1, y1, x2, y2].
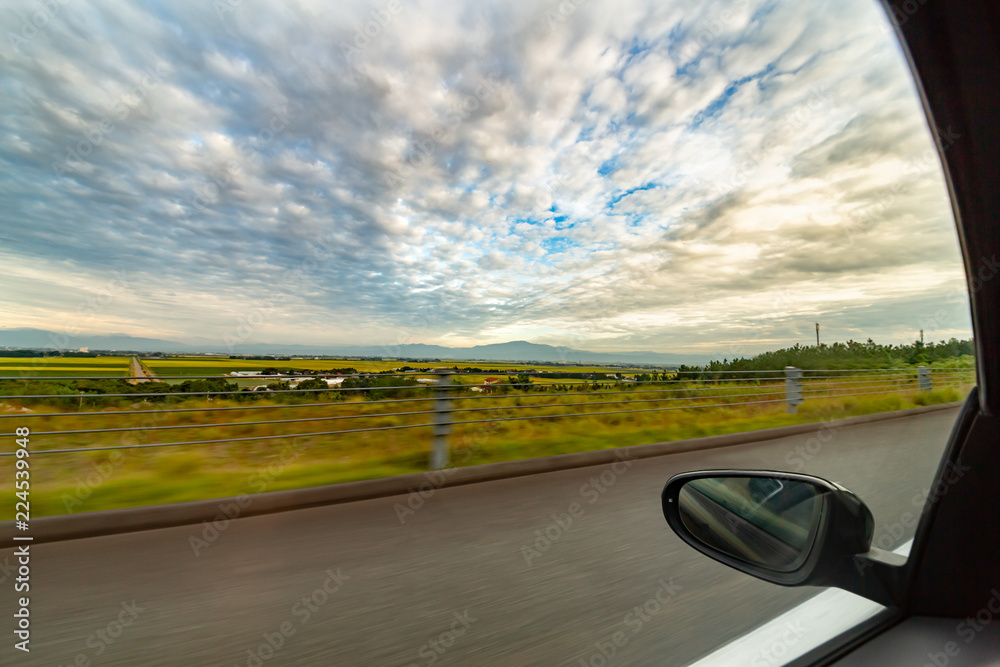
[0, 0, 972, 355]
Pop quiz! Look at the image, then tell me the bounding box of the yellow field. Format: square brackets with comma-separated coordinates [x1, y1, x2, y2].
[0, 355, 662, 379]
[0, 356, 130, 376]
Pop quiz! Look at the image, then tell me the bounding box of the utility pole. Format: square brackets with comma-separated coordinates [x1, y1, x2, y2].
[815, 323, 820, 347]
[920, 329, 924, 344]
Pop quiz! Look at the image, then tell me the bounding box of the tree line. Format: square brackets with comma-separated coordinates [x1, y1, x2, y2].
[674, 338, 974, 380]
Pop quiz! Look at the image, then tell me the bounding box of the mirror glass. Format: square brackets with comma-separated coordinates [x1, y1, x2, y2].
[678, 476, 825, 572]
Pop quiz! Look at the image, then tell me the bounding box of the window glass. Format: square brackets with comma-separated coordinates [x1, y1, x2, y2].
[0, 0, 971, 664]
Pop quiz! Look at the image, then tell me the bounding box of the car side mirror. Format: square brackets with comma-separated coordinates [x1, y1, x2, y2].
[662, 470, 907, 606]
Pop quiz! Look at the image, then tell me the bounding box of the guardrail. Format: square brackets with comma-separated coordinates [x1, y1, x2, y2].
[0, 366, 975, 468]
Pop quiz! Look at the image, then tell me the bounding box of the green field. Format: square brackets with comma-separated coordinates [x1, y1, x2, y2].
[0, 354, 975, 519]
[0, 373, 971, 518]
[141, 356, 660, 377]
[134, 356, 662, 388]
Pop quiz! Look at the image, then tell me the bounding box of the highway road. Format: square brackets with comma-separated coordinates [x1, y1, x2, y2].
[1, 408, 960, 666]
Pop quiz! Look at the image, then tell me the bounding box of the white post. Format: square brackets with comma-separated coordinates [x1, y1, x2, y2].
[430, 370, 453, 469]
[918, 366, 932, 392]
[785, 366, 803, 414]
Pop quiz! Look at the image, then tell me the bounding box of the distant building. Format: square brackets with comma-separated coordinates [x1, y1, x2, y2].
[287, 377, 344, 387]
[78, 347, 89, 353]
[480, 377, 502, 394]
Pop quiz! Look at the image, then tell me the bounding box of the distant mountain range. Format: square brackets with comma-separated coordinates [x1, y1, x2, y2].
[0, 328, 719, 366]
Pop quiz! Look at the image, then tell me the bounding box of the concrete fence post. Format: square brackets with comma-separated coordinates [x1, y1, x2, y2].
[430, 369, 454, 469]
[785, 366, 804, 414]
[917, 366, 932, 392]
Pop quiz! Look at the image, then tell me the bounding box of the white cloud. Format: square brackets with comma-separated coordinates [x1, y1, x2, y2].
[0, 0, 970, 354]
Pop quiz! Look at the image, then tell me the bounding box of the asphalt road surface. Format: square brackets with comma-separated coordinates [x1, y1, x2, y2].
[1, 408, 960, 666]
[128, 356, 157, 383]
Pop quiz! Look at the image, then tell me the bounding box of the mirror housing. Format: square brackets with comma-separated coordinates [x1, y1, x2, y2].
[662, 470, 907, 606]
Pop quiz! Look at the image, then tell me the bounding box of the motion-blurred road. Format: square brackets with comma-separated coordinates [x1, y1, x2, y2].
[1, 408, 959, 666]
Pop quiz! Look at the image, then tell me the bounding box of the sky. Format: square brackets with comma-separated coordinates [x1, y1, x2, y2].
[0, 0, 973, 355]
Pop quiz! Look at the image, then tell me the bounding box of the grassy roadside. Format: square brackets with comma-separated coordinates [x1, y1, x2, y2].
[0, 386, 965, 519]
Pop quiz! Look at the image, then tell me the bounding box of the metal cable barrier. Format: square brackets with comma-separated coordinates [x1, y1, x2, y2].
[0, 366, 975, 466]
